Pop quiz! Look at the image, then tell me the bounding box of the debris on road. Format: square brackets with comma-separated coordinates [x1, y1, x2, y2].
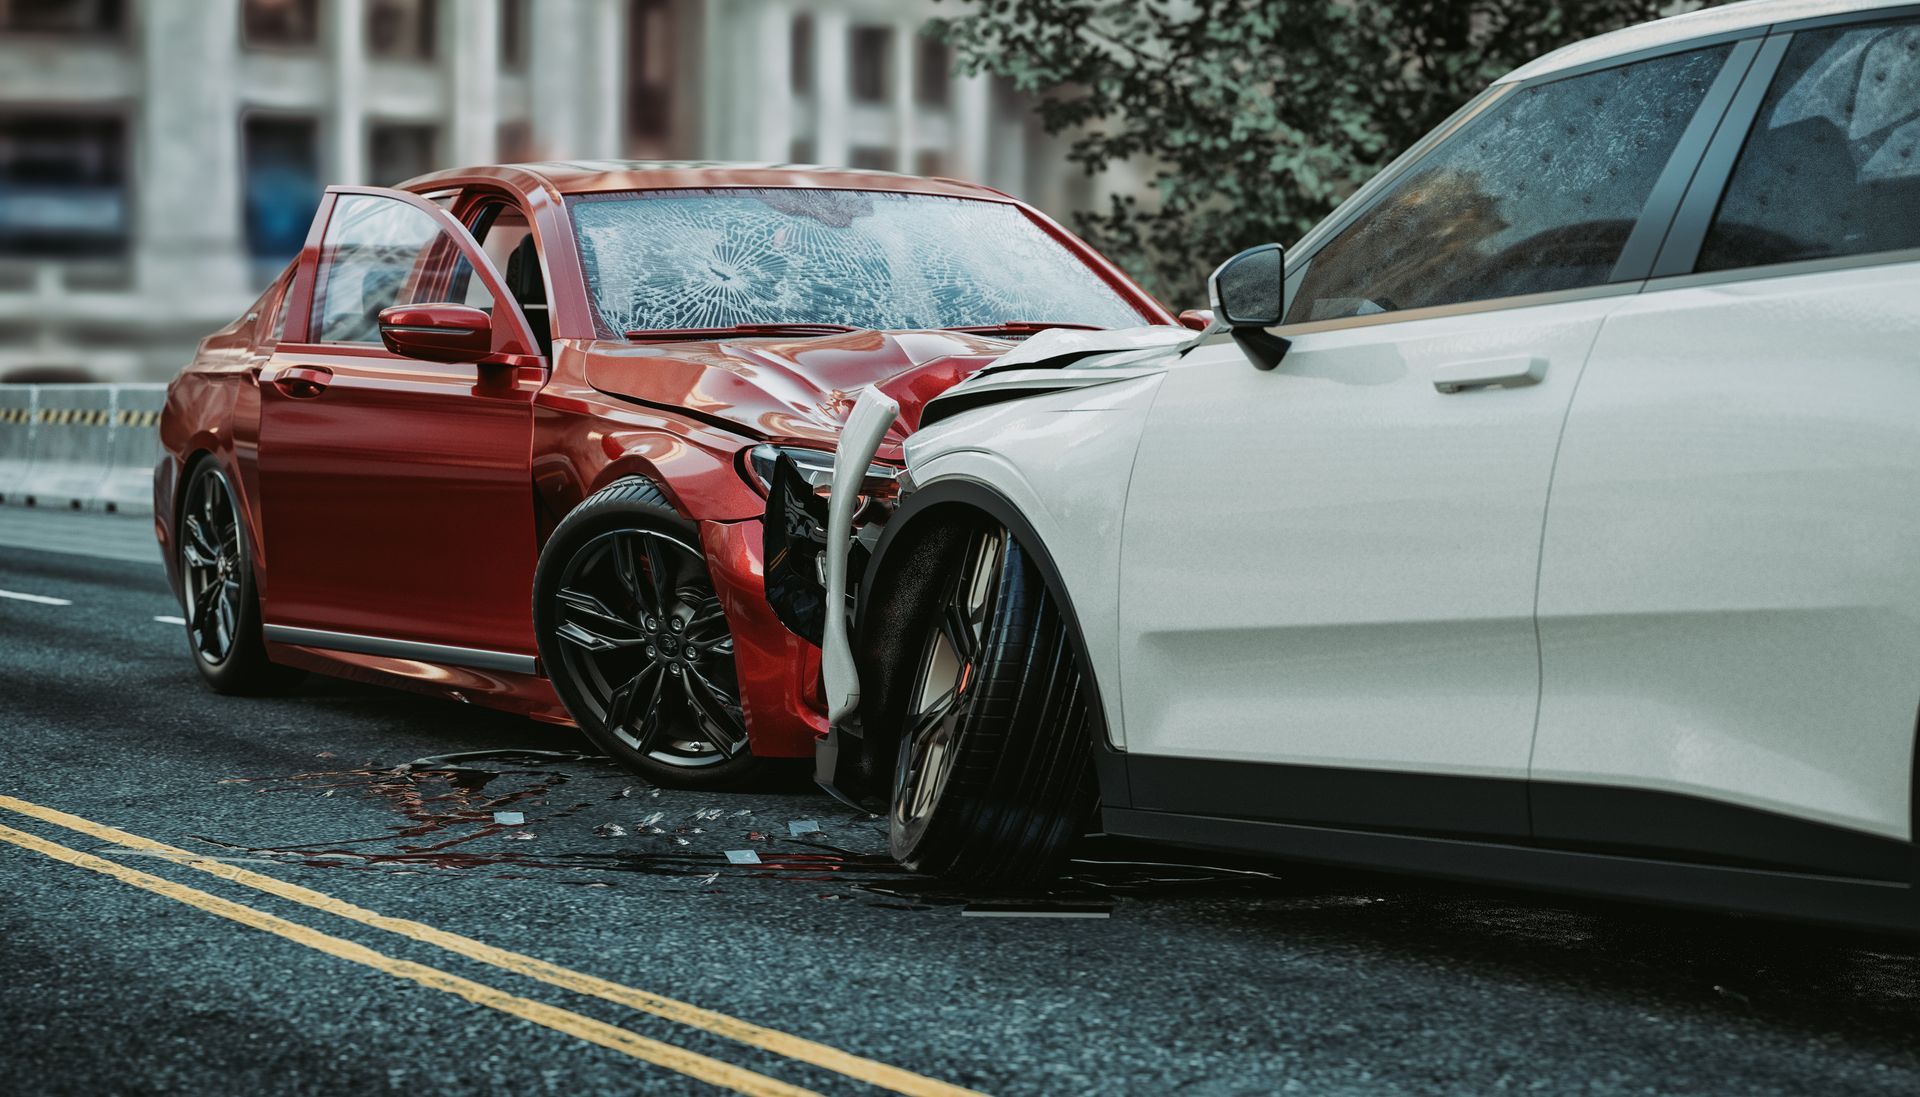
[726, 850, 763, 865]
[592, 823, 627, 837]
[493, 811, 526, 826]
[788, 819, 820, 836]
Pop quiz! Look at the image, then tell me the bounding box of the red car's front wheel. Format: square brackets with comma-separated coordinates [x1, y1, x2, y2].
[534, 478, 764, 788]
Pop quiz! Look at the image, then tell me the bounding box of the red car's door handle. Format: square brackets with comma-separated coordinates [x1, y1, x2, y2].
[272, 365, 333, 399]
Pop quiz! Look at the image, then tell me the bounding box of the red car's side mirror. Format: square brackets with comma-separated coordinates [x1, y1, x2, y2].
[378, 303, 493, 363]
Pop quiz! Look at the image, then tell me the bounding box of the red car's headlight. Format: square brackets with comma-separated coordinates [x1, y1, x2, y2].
[742, 443, 898, 505]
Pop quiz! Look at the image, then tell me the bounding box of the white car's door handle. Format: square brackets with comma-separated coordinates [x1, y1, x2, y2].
[1433, 355, 1547, 394]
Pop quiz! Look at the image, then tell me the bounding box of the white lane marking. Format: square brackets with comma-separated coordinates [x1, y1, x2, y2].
[0, 589, 72, 606]
[153, 614, 186, 625]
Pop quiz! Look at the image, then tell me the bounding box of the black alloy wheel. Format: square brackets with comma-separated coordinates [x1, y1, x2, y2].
[180, 463, 242, 665]
[176, 458, 301, 695]
[534, 477, 763, 788]
[553, 528, 747, 765]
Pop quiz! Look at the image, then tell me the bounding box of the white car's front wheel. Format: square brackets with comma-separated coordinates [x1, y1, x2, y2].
[875, 517, 1100, 885]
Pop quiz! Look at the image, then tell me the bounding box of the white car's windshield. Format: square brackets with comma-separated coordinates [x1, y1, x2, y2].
[568, 188, 1148, 337]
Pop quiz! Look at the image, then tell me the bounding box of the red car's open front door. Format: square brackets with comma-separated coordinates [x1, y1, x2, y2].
[256, 185, 547, 671]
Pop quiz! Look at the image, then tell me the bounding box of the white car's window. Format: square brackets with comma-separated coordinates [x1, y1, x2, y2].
[569, 189, 1148, 336]
[311, 193, 493, 344]
[1697, 18, 1920, 271]
[1288, 45, 1731, 323]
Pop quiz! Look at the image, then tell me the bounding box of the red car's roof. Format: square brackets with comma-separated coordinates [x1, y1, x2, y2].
[408, 160, 1017, 202]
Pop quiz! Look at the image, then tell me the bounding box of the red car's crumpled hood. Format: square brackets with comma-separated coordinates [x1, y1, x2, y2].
[580, 329, 1014, 454]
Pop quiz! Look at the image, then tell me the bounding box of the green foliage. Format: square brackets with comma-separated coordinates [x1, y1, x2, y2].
[933, 0, 1722, 304]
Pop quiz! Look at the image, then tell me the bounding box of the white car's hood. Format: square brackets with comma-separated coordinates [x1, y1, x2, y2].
[820, 325, 1200, 724]
[919, 324, 1198, 427]
[976, 323, 1196, 372]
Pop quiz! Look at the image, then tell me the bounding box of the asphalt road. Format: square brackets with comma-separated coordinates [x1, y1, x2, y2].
[1, 511, 1917, 1096]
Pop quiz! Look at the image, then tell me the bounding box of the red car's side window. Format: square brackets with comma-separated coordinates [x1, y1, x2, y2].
[309, 193, 496, 345]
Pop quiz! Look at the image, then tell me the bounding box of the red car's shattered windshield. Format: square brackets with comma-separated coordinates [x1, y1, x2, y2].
[567, 188, 1147, 337]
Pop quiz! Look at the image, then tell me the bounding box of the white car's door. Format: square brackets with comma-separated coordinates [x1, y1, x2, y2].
[1532, 16, 1920, 876]
[1115, 40, 1750, 835]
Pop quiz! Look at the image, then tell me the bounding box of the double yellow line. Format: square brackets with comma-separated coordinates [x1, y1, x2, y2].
[0, 795, 983, 1097]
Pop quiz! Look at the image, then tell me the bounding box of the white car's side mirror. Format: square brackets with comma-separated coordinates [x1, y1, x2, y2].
[1207, 243, 1291, 371]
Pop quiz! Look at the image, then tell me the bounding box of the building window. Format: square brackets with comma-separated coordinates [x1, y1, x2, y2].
[627, 0, 671, 140]
[243, 116, 321, 266]
[0, 114, 129, 257]
[850, 25, 891, 103]
[791, 15, 812, 95]
[501, 0, 527, 69]
[849, 147, 891, 171]
[368, 122, 439, 185]
[367, 0, 437, 61]
[914, 149, 946, 179]
[788, 138, 814, 164]
[242, 0, 318, 48]
[0, 0, 122, 34]
[916, 37, 951, 107]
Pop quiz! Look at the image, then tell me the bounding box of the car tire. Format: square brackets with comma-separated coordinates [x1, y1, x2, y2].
[867, 515, 1100, 885]
[177, 456, 303, 696]
[533, 477, 765, 789]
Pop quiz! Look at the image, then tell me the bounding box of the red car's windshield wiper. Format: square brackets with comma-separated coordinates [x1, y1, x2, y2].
[626, 322, 860, 341]
[941, 321, 1105, 336]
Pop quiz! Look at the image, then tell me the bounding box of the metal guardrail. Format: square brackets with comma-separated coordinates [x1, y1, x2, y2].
[0, 383, 165, 515]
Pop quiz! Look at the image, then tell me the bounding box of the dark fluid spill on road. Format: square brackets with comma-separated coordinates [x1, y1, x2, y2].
[211, 748, 621, 860]
[201, 750, 1311, 909]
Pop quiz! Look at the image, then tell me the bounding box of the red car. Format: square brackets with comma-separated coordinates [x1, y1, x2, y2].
[155, 162, 1170, 786]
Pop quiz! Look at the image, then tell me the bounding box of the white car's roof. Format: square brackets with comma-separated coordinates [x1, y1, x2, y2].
[1499, 0, 1909, 84]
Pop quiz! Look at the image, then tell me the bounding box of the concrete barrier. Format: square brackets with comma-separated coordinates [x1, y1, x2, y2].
[0, 383, 167, 514]
[98, 386, 166, 515]
[0, 386, 36, 506]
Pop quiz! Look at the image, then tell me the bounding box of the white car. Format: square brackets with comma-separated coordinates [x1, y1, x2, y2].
[765, 0, 1920, 931]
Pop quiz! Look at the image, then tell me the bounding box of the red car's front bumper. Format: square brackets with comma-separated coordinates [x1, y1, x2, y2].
[699, 516, 827, 758]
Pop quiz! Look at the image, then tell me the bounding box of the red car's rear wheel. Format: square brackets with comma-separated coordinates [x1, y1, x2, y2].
[176, 456, 302, 696]
[534, 478, 763, 788]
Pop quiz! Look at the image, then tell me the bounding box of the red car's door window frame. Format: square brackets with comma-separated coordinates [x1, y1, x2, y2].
[282, 184, 543, 362]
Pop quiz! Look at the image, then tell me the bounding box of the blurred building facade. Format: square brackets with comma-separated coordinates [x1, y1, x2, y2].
[0, 0, 1091, 381]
